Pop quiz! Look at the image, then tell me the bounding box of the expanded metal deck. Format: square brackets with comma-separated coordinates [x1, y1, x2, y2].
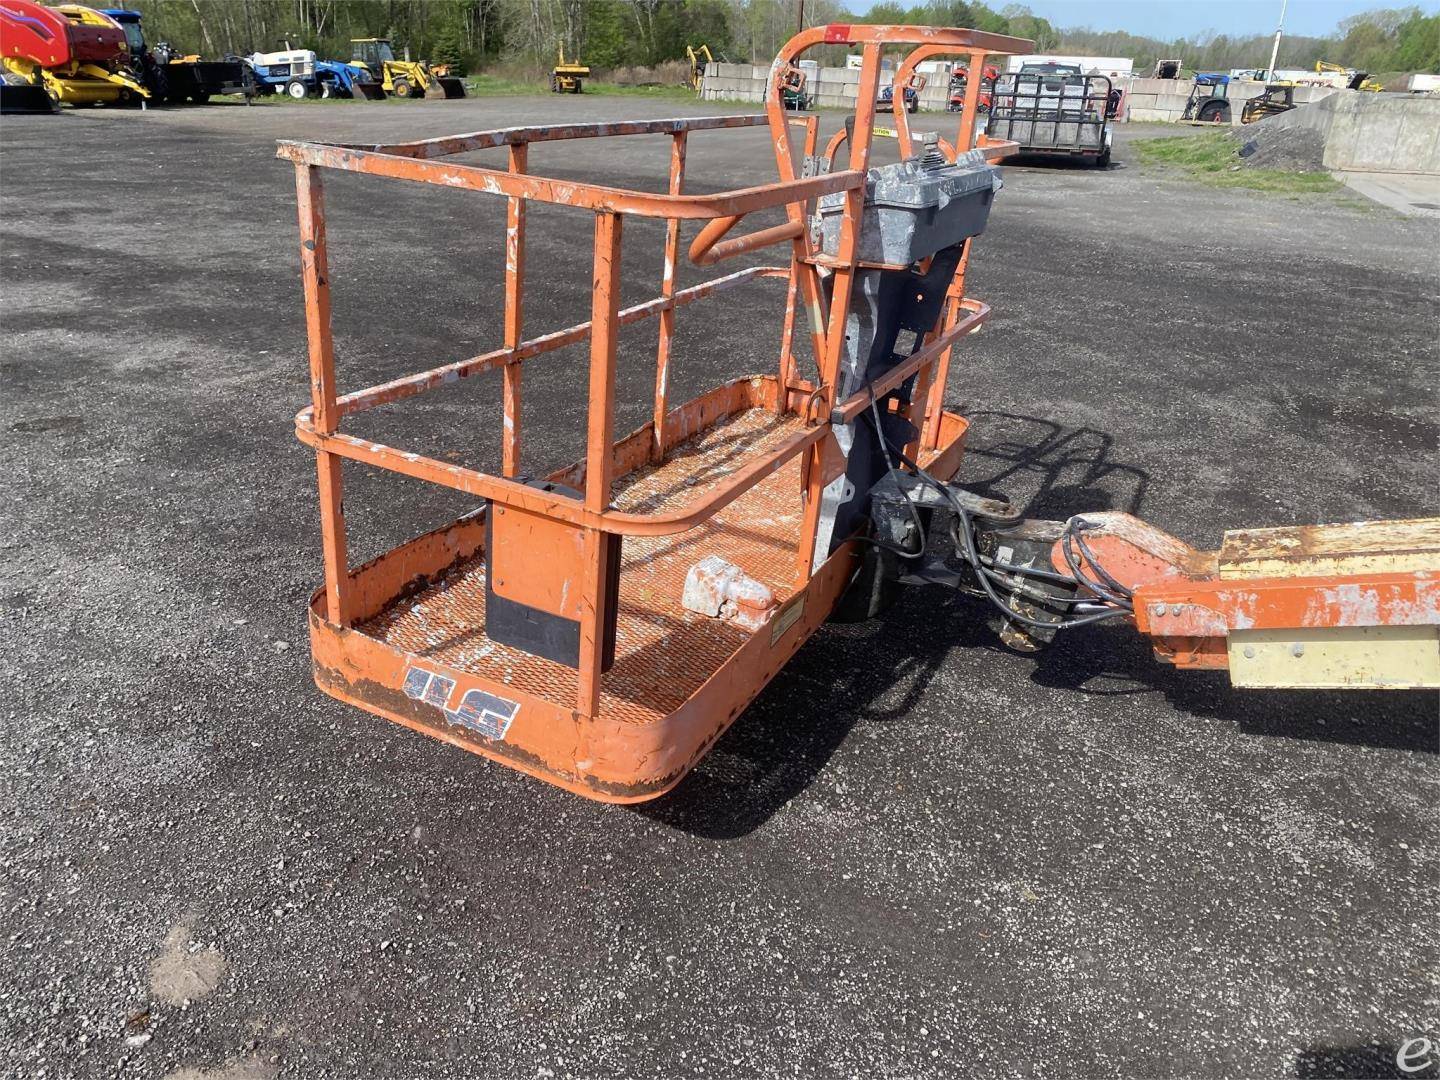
[358, 409, 807, 725]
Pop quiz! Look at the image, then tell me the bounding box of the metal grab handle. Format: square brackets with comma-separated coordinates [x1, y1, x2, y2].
[688, 213, 804, 266]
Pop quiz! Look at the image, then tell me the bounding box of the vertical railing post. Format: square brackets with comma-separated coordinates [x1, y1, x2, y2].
[796, 42, 883, 582]
[905, 327, 940, 459]
[955, 48, 987, 152]
[651, 132, 686, 461]
[777, 115, 819, 408]
[294, 163, 351, 627]
[766, 71, 832, 416]
[577, 211, 623, 718]
[777, 253, 801, 398]
[502, 142, 528, 477]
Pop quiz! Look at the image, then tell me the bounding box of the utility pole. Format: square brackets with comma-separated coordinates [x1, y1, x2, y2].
[1265, 0, 1288, 83]
[797, 0, 804, 35]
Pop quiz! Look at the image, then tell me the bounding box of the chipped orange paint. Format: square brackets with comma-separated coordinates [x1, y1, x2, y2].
[502, 142, 527, 477]
[652, 131, 687, 461]
[1051, 514, 1439, 672]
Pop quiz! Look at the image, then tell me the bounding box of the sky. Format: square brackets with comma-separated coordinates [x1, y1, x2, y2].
[851, 0, 1440, 39]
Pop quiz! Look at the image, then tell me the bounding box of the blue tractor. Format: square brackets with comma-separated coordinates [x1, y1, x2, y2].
[877, 77, 921, 113]
[316, 59, 385, 99]
[1182, 73, 1232, 123]
[246, 44, 384, 100]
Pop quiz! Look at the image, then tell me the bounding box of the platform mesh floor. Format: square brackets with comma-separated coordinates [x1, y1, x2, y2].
[358, 409, 807, 724]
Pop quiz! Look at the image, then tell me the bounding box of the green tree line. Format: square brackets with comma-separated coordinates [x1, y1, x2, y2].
[127, 0, 1440, 77]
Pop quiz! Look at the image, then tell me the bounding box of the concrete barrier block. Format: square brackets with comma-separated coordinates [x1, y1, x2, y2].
[1335, 104, 1405, 170]
[1127, 107, 1174, 123]
[1293, 85, 1338, 105]
[1400, 103, 1440, 173]
[1248, 92, 1440, 174]
[1321, 103, 1363, 165]
[1126, 77, 1186, 96]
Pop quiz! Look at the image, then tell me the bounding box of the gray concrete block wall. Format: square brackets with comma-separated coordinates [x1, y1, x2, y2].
[699, 62, 769, 103]
[918, 83, 950, 110]
[1236, 91, 1440, 173]
[699, 63, 952, 111]
[1152, 92, 1192, 113]
[1126, 77, 1182, 96]
[1324, 94, 1438, 172]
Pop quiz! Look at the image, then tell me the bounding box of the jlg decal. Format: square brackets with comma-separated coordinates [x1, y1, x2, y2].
[402, 666, 519, 741]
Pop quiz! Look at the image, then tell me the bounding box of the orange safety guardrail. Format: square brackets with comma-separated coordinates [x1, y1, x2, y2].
[282, 25, 1034, 728]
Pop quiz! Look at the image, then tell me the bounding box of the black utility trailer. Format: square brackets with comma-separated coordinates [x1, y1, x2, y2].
[152, 47, 256, 104]
[985, 67, 1112, 167]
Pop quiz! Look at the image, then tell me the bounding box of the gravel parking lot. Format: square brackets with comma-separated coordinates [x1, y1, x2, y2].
[1, 97, 1436, 1080]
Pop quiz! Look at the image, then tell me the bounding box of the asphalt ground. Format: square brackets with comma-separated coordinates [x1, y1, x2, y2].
[1, 96, 1436, 1080]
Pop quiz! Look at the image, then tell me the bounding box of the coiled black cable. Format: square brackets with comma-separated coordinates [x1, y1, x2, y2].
[840, 390, 1133, 630]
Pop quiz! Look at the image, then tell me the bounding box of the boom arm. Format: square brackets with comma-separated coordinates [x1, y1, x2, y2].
[1052, 513, 1440, 688]
[869, 472, 1438, 691]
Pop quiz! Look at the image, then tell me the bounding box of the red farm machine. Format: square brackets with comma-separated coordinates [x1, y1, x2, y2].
[278, 24, 1439, 804]
[948, 60, 997, 113]
[1, 0, 147, 112]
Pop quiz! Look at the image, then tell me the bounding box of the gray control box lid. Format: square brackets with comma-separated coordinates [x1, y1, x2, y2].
[817, 144, 1001, 215]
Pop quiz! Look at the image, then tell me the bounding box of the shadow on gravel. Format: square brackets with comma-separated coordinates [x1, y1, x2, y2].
[1028, 618, 1439, 755]
[1295, 1041, 1431, 1078]
[959, 410, 1150, 517]
[997, 152, 1119, 172]
[638, 583, 995, 840]
[972, 413, 1437, 755]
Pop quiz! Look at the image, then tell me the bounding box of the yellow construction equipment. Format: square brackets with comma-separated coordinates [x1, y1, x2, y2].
[551, 44, 588, 93]
[686, 44, 714, 91]
[1315, 60, 1383, 92]
[349, 38, 464, 99]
